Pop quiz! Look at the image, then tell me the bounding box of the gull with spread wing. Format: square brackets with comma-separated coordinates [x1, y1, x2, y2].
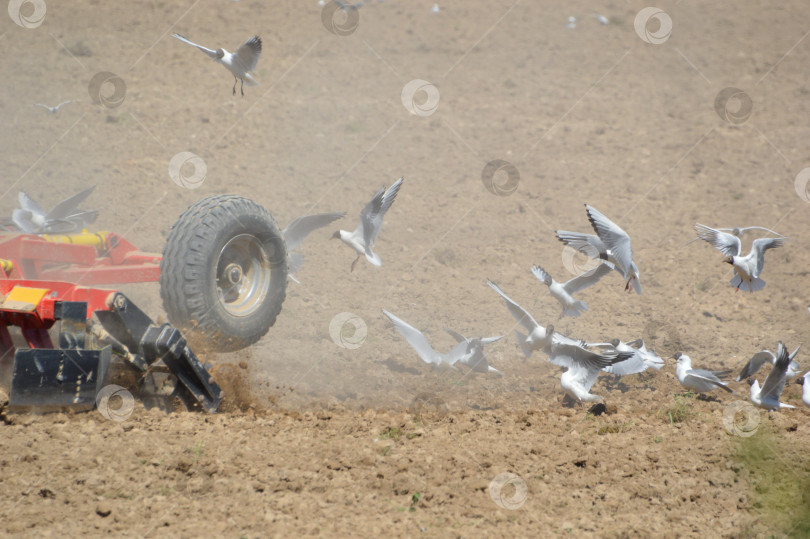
[531, 263, 612, 318]
[382, 310, 500, 373]
[282, 212, 346, 283]
[12, 186, 98, 234]
[32, 100, 78, 114]
[736, 344, 801, 381]
[693, 223, 784, 292]
[556, 204, 641, 294]
[334, 177, 403, 271]
[445, 329, 504, 376]
[172, 33, 262, 96]
[750, 342, 795, 410]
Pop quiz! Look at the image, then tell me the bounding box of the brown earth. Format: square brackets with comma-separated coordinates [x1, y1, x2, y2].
[2, 0, 810, 537]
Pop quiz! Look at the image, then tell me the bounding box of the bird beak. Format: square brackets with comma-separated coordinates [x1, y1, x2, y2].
[723, 257, 733, 265]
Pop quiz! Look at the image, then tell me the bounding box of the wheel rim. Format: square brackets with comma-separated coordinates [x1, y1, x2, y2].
[215, 234, 271, 317]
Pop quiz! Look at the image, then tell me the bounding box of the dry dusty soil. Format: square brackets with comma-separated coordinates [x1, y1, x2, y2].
[2, 0, 810, 537]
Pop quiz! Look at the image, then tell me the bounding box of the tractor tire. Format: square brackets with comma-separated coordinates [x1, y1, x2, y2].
[160, 195, 287, 352]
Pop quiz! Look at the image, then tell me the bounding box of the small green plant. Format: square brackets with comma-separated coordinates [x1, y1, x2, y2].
[192, 440, 205, 460]
[662, 394, 695, 424]
[380, 427, 403, 440]
[409, 492, 421, 512]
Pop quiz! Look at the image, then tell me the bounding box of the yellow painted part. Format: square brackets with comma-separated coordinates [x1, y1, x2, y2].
[40, 230, 109, 250]
[4, 286, 50, 311]
[0, 259, 12, 273]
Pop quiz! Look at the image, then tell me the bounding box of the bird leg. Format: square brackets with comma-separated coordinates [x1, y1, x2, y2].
[240, 78, 245, 97]
[232, 78, 237, 96]
[350, 256, 361, 272]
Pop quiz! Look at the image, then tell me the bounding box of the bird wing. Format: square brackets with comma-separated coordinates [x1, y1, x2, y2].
[548, 342, 623, 371]
[759, 342, 791, 401]
[735, 226, 786, 238]
[602, 350, 646, 375]
[685, 371, 733, 392]
[693, 224, 741, 257]
[530, 264, 552, 286]
[555, 230, 607, 259]
[46, 185, 96, 220]
[55, 100, 76, 109]
[234, 35, 262, 73]
[172, 33, 220, 59]
[444, 328, 466, 343]
[487, 280, 541, 334]
[18, 191, 46, 217]
[736, 350, 774, 381]
[566, 362, 603, 392]
[11, 210, 37, 233]
[360, 177, 403, 250]
[283, 212, 346, 252]
[561, 263, 612, 294]
[750, 237, 784, 277]
[382, 310, 440, 366]
[585, 205, 633, 277]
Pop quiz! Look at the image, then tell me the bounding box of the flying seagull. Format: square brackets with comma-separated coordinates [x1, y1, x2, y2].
[445, 328, 504, 375]
[382, 309, 500, 372]
[32, 100, 78, 114]
[282, 212, 346, 283]
[687, 223, 785, 246]
[694, 223, 784, 292]
[334, 177, 403, 271]
[556, 204, 641, 294]
[172, 33, 262, 96]
[12, 186, 98, 234]
[531, 263, 612, 318]
[674, 353, 733, 395]
[736, 344, 801, 382]
[750, 342, 795, 410]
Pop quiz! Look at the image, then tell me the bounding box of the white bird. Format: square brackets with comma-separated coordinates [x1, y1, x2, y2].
[172, 33, 262, 96]
[445, 329, 504, 376]
[32, 100, 78, 114]
[691, 223, 785, 246]
[486, 280, 631, 401]
[556, 204, 641, 294]
[600, 338, 664, 376]
[282, 212, 346, 283]
[486, 279, 553, 359]
[750, 342, 795, 410]
[736, 344, 801, 382]
[12, 186, 98, 234]
[796, 371, 810, 407]
[334, 177, 403, 271]
[382, 310, 498, 371]
[333, 0, 365, 10]
[694, 224, 784, 292]
[531, 263, 612, 318]
[674, 353, 733, 395]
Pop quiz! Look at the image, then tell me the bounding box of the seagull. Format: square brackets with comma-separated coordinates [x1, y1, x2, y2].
[796, 371, 810, 407]
[600, 338, 664, 376]
[382, 309, 499, 372]
[674, 353, 733, 395]
[445, 329, 504, 375]
[333, 177, 403, 272]
[32, 100, 78, 114]
[333, 0, 365, 10]
[486, 280, 631, 401]
[556, 204, 641, 294]
[750, 342, 796, 410]
[735, 344, 801, 382]
[531, 263, 612, 318]
[694, 224, 784, 292]
[12, 186, 98, 234]
[282, 212, 346, 283]
[690, 223, 785, 245]
[486, 279, 553, 359]
[172, 33, 262, 96]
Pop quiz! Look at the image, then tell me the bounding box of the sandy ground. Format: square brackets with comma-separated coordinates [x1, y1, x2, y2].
[2, 0, 810, 536]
